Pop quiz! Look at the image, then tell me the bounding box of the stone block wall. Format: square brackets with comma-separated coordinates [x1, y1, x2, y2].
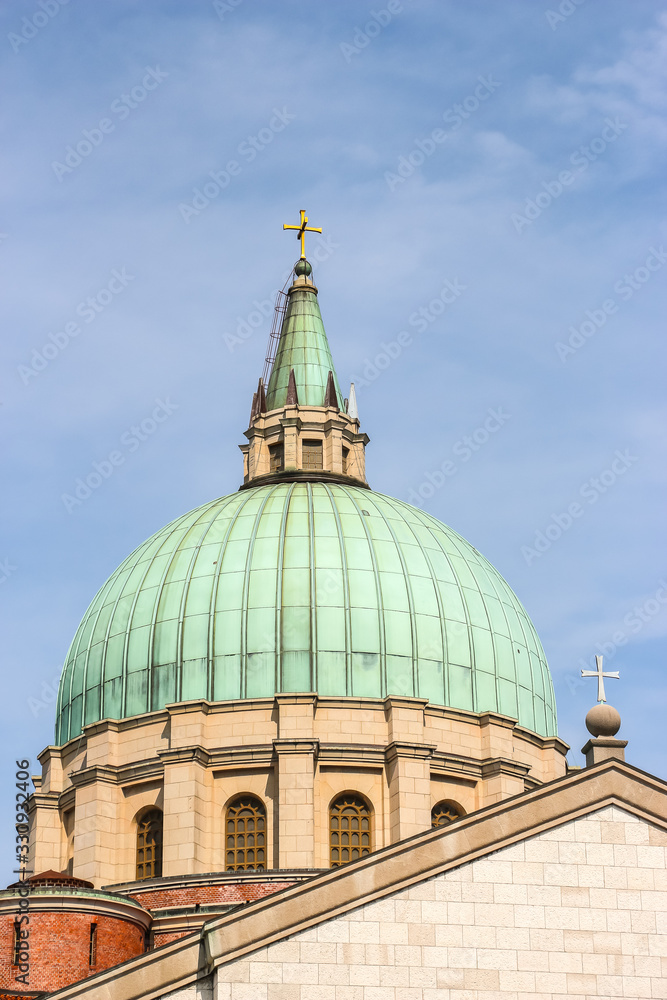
[201, 804, 667, 1000]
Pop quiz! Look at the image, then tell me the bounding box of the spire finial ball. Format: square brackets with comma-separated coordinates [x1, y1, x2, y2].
[585, 702, 621, 738]
[295, 259, 312, 277]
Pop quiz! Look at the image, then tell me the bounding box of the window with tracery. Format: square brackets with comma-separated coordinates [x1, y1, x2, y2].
[329, 794, 372, 867]
[225, 796, 266, 871]
[431, 800, 463, 828]
[302, 440, 323, 471]
[136, 809, 163, 880]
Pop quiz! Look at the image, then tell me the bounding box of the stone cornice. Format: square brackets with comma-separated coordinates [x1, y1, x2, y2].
[166, 697, 275, 716]
[317, 744, 385, 769]
[274, 692, 317, 708]
[38, 744, 64, 766]
[0, 889, 151, 931]
[106, 869, 317, 896]
[272, 739, 320, 757]
[385, 741, 435, 763]
[69, 759, 164, 789]
[479, 711, 517, 731]
[156, 746, 210, 767]
[429, 751, 485, 781]
[29, 791, 59, 811]
[209, 746, 274, 770]
[41, 697, 568, 751]
[480, 757, 531, 779]
[239, 469, 370, 490]
[43, 741, 550, 789]
[83, 711, 170, 738]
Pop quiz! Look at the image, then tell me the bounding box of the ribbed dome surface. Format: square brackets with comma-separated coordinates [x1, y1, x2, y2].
[265, 282, 344, 409]
[55, 483, 557, 744]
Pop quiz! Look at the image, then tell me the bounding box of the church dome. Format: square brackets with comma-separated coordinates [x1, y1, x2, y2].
[55, 481, 557, 745]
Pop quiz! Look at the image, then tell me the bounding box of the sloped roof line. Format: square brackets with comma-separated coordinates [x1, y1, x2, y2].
[46, 759, 667, 1000]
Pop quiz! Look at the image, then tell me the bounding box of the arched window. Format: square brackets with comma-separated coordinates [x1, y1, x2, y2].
[431, 800, 464, 828]
[136, 809, 163, 880]
[329, 794, 372, 867]
[225, 796, 266, 871]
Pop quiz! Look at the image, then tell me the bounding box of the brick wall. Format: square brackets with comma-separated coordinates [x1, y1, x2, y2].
[0, 910, 145, 994]
[138, 880, 299, 947]
[130, 879, 297, 911]
[154, 930, 191, 948]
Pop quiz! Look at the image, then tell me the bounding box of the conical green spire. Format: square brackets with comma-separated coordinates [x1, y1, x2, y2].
[266, 262, 344, 410]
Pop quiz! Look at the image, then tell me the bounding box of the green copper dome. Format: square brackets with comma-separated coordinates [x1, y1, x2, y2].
[55, 482, 557, 744]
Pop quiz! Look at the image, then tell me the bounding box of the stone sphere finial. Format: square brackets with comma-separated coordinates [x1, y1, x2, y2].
[585, 703, 621, 738]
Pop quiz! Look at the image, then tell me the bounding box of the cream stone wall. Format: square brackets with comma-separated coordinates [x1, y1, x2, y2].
[161, 805, 667, 1000]
[240, 400, 369, 488]
[29, 696, 568, 888]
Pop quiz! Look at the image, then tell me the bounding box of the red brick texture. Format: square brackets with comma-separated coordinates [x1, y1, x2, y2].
[130, 879, 296, 911]
[153, 931, 188, 947]
[0, 911, 145, 994]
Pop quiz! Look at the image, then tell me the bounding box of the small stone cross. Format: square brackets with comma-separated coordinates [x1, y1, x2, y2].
[581, 654, 619, 703]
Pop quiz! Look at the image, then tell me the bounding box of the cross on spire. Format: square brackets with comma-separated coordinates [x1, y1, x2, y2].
[581, 655, 619, 703]
[283, 209, 322, 260]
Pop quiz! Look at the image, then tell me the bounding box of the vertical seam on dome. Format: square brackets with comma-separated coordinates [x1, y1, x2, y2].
[496, 574, 546, 733]
[510, 593, 555, 734]
[57, 620, 89, 744]
[444, 534, 502, 718]
[513, 602, 541, 730]
[471, 548, 535, 730]
[307, 483, 317, 691]
[377, 494, 449, 706]
[401, 502, 475, 713]
[56, 651, 76, 745]
[275, 483, 296, 694]
[322, 484, 351, 696]
[207, 492, 260, 702]
[98, 504, 214, 732]
[147, 524, 207, 711]
[364, 496, 419, 699]
[173, 500, 244, 705]
[57, 496, 232, 742]
[120, 538, 180, 721]
[240, 487, 276, 698]
[93, 542, 157, 742]
[65, 588, 104, 740]
[145, 494, 240, 710]
[339, 486, 386, 697]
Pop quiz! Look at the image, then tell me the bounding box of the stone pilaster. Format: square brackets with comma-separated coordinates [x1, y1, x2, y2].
[71, 771, 123, 887]
[385, 741, 434, 843]
[273, 693, 317, 869]
[160, 747, 211, 876]
[480, 759, 530, 803]
[281, 413, 300, 470]
[28, 790, 61, 876]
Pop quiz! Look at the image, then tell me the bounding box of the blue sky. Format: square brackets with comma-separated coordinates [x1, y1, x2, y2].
[1, 0, 665, 881]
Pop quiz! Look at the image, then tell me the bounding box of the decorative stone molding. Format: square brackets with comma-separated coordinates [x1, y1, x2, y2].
[28, 697, 568, 888]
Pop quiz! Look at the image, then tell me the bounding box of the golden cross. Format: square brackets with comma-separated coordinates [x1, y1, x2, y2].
[283, 209, 322, 260]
